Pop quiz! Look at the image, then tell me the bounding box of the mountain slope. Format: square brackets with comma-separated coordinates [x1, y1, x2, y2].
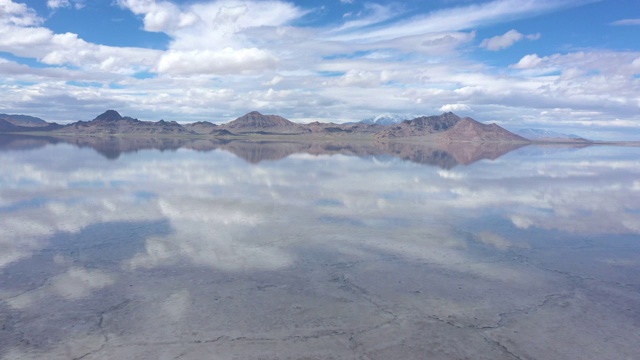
[58, 110, 189, 135]
[358, 114, 412, 126]
[0, 113, 49, 127]
[220, 111, 308, 134]
[445, 118, 528, 142]
[0, 118, 63, 133]
[374, 112, 527, 142]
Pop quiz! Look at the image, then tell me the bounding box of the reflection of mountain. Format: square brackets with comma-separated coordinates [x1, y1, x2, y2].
[375, 141, 528, 169]
[0, 134, 528, 168]
[0, 134, 65, 151]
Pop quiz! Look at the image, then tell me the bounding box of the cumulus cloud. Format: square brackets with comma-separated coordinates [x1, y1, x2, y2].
[439, 104, 471, 112]
[512, 53, 544, 69]
[155, 48, 277, 75]
[1, 0, 640, 136]
[336, 69, 380, 87]
[480, 29, 540, 51]
[0, 0, 42, 26]
[0, 1, 160, 73]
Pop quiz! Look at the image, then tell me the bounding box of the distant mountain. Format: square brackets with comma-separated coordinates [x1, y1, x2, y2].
[219, 111, 308, 134]
[375, 112, 528, 142]
[0, 118, 25, 132]
[515, 128, 589, 142]
[184, 121, 218, 135]
[357, 114, 413, 126]
[58, 110, 189, 135]
[304, 121, 384, 136]
[0, 118, 62, 132]
[93, 109, 124, 122]
[0, 113, 49, 127]
[0, 109, 532, 143]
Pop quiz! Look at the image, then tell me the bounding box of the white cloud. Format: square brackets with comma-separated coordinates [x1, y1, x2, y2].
[439, 104, 472, 112]
[0, 0, 42, 26]
[1, 0, 639, 137]
[512, 53, 544, 69]
[47, 0, 70, 9]
[611, 18, 640, 26]
[46, 0, 84, 9]
[480, 29, 540, 51]
[335, 69, 380, 87]
[327, 0, 571, 43]
[155, 48, 277, 75]
[0, 1, 160, 73]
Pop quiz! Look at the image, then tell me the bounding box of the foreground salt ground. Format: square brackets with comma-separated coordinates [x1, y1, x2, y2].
[1, 140, 639, 359]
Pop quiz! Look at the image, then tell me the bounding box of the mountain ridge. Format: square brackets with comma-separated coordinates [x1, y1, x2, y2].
[0, 109, 533, 143]
[0, 113, 49, 127]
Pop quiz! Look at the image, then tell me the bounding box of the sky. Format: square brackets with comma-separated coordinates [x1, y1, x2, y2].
[0, 0, 639, 139]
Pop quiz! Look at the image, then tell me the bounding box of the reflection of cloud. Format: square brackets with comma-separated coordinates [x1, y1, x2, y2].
[474, 232, 512, 250]
[7, 267, 115, 309]
[52, 267, 115, 299]
[162, 289, 191, 321]
[2, 143, 640, 280]
[124, 197, 293, 271]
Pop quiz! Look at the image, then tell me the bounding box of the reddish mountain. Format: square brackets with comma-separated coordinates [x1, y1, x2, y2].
[374, 112, 528, 142]
[444, 117, 528, 142]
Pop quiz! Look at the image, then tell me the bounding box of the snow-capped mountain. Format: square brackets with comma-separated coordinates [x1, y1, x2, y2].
[358, 114, 414, 126]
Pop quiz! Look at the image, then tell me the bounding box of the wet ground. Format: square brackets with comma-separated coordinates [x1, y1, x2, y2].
[1, 139, 639, 359]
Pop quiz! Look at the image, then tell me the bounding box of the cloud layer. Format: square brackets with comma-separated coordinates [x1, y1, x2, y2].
[0, 0, 639, 139]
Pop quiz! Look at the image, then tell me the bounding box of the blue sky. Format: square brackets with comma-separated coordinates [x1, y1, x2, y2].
[1, 0, 639, 139]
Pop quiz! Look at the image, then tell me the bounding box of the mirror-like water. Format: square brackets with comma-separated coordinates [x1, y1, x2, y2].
[1, 135, 639, 359]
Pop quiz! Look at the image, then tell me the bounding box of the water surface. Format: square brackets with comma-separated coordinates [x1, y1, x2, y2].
[1, 136, 639, 359]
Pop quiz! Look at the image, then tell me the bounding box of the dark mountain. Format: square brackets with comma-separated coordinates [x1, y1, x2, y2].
[58, 110, 189, 135]
[0, 118, 63, 133]
[374, 112, 528, 142]
[0, 118, 24, 132]
[304, 121, 384, 136]
[93, 110, 124, 122]
[374, 112, 463, 138]
[0, 113, 49, 127]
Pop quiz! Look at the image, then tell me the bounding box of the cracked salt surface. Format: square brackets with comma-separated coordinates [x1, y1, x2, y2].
[1, 139, 640, 359]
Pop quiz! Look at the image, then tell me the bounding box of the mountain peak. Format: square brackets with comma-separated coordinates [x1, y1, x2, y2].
[93, 110, 123, 122]
[358, 113, 414, 126]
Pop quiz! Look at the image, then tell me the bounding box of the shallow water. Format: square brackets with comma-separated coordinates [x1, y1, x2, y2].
[1, 136, 639, 359]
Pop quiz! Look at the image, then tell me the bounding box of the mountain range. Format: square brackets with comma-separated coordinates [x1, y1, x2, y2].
[354, 114, 414, 126]
[0, 133, 527, 168]
[0, 109, 585, 143]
